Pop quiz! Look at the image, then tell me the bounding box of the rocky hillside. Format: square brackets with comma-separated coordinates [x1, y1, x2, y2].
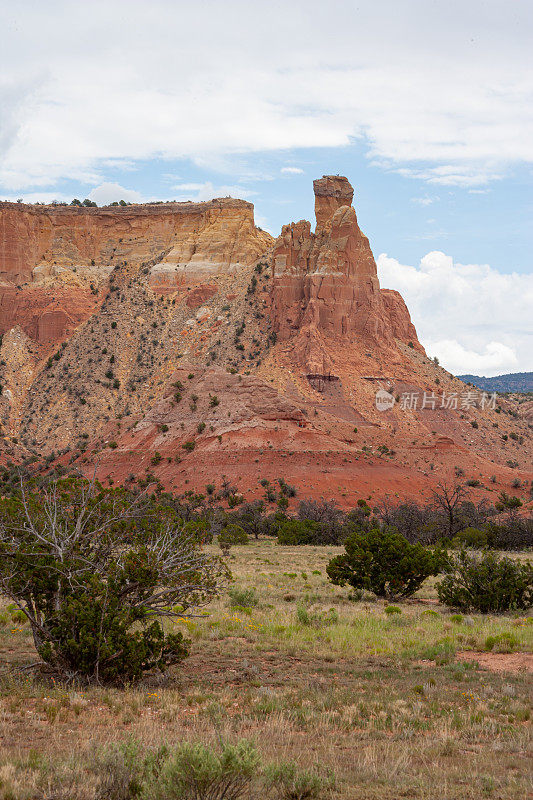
[1, 179, 531, 506]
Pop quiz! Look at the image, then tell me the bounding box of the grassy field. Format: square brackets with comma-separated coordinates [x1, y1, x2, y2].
[0, 540, 532, 799]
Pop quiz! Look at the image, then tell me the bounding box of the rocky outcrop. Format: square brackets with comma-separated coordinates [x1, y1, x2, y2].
[0, 198, 271, 286]
[381, 289, 425, 353]
[313, 175, 354, 229]
[0, 197, 272, 345]
[0, 284, 100, 344]
[149, 201, 272, 286]
[0, 326, 39, 429]
[271, 176, 423, 373]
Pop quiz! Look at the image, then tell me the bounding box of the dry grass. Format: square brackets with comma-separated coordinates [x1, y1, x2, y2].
[0, 541, 531, 799]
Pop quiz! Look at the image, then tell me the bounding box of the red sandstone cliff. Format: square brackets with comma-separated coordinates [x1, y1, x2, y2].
[0, 198, 272, 345]
[271, 176, 424, 373]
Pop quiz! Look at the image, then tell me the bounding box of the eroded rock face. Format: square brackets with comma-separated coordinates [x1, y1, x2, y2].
[381, 289, 425, 353]
[313, 175, 354, 230]
[0, 285, 99, 345]
[271, 175, 422, 372]
[0, 198, 271, 286]
[0, 197, 272, 345]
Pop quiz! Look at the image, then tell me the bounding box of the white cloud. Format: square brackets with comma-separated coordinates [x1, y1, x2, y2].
[428, 340, 518, 375]
[0, 191, 72, 204]
[377, 250, 533, 376]
[0, 1, 532, 189]
[88, 182, 143, 205]
[171, 182, 256, 201]
[281, 167, 304, 174]
[411, 196, 434, 206]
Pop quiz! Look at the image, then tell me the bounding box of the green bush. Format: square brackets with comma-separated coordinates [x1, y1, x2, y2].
[91, 738, 151, 800]
[0, 478, 229, 683]
[452, 527, 488, 548]
[277, 519, 322, 545]
[296, 604, 338, 628]
[263, 760, 330, 800]
[437, 550, 533, 612]
[218, 524, 248, 546]
[228, 586, 259, 608]
[148, 739, 259, 800]
[91, 738, 258, 800]
[484, 632, 519, 653]
[384, 605, 401, 615]
[326, 527, 442, 600]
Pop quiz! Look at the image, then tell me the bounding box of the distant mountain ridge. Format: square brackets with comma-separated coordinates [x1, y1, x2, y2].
[458, 372, 533, 393]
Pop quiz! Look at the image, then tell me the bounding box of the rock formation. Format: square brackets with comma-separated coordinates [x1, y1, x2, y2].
[1, 176, 531, 506]
[0, 197, 272, 345]
[271, 175, 423, 373]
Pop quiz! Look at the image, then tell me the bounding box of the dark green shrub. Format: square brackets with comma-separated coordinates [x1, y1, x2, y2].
[437, 550, 533, 612]
[0, 478, 228, 683]
[326, 528, 442, 599]
[452, 527, 488, 548]
[277, 519, 322, 545]
[227, 493, 244, 508]
[218, 524, 248, 546]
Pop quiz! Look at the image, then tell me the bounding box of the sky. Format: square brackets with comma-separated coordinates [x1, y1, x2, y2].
[0, 0, 532, 376]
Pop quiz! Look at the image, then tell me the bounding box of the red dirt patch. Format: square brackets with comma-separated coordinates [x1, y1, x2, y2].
[457, 651, 533, 674]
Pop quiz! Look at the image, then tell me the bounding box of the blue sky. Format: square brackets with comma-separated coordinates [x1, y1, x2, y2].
[1, 0, 531, 375]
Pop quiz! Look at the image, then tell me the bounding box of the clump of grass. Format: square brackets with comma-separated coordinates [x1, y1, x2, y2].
[263, 760, 332, 799]
[227, 586, 259, 609]
[296, 604, 338, 628]
[484, 632, 519, 653]
[385, 605, 402, 615]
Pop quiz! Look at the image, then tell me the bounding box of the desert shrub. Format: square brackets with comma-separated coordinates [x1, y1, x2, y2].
[484, 632, 520, 653]
[452, 527, 488, 549]
[384, 604, 401, 615]
[263, 760, 330, 800]
[437, 550, 533, 612]
[277, 519, 323, 545]
[91, 738, 154, 800]
[296, 604, 338, 628]
[147, 739, 259, 800]
[228, 586, 259, 608]
[0, 477, 229, 683]
[227, 493, 244, 508]
[218, 524, 248, 546]
[326, 527, 443, 599]
[227, 500, 265, 539]
[375, 500, 441, 544]
[484, 517, 533, 550]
